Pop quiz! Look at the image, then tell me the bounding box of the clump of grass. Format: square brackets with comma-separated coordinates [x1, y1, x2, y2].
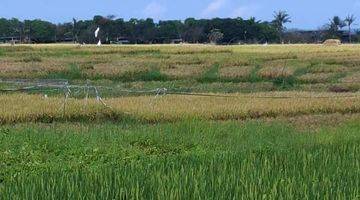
[330, 72, 348, 83]
[197, 63, 220, 83]
[120, 68, 169, 82]
[293, 67, 309, 76]
[47, 64, 84, 80]
[273, 75, 297, 89]
[248, 65, 262, 82]
[22, 54, 42, 63]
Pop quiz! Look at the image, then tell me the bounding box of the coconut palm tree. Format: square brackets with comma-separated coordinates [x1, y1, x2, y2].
[345, 14, 356, 43]
[329, 16, 345, 31]
[272, 10, 291, 43]
[326, 16, 346, 39]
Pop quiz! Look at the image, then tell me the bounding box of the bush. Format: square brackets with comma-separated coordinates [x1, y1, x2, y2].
[272, 75, 296, 89]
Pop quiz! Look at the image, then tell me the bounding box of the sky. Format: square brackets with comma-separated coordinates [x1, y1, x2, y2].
[1, 0, 360, 30]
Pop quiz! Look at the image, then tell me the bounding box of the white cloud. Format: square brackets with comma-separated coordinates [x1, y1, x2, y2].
[201, 0, 227, 17]
[231, 5, 258, 19]
[143, 1, 167, 19]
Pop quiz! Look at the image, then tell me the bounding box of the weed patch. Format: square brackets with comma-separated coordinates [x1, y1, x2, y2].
[197, 64, 220, 83]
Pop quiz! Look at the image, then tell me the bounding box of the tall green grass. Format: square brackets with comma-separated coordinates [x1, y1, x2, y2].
[47, 64, 84, 80]
[0, 120, 359, 199]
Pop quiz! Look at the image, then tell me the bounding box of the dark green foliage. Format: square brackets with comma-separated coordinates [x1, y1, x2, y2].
[272, 75, 296, 89]
[0, 16, 280, 44]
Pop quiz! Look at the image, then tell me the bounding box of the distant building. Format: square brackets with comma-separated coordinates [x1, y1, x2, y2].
[111, 37, 130, 44]
[0, 36, 20, 44]
[170, 39, 183, 44]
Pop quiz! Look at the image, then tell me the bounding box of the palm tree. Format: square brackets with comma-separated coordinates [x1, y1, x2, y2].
[272, 10, 291, 43]
[72, 18, 78, 43]
[327, 16, 346, 39]
[345, 14, 356, 43]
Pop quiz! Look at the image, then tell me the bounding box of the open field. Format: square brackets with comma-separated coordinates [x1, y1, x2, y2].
[0, 44, 360, 199]
[1, 44, 360, 93]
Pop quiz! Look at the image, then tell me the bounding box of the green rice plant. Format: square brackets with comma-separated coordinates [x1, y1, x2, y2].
[197, 63, 220, 83]
[248, 65, 262, 82]
[0, 120, 359, 199]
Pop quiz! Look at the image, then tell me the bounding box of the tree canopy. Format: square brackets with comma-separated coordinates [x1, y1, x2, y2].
[0, 13, 359, 44]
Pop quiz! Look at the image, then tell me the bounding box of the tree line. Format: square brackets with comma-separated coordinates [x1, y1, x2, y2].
[0, 11, 358, 44]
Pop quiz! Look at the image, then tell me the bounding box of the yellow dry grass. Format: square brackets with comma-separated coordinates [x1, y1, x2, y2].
[323, 39, 341, 46]
[0, 94, 110, 123]
[258, 66, 294, 79]
[219, 66, 254, 79]
[1, 92, 360, 123]
[341, 72, 360, 83]
[298, 73, 335, 83]
[308, 64, 348, 73]
[0, 60, 65, 78]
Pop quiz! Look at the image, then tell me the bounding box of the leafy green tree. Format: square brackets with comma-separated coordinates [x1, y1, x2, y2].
[157, 20, 184, 43]
[208, 29, 224, 44]
[137, 18, 157, 43]
[183, 18, 206, 43]
[56, 22, 73, 42]
[23, 20, 56, 43]
[0, 18, 21, 37]
[0, 15, 281, 44]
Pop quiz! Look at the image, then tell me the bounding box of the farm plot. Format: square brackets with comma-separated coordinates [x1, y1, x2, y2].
[0, 44, 360, 199]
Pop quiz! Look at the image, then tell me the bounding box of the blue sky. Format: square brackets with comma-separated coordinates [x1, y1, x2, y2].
[1, 0, 360, 29]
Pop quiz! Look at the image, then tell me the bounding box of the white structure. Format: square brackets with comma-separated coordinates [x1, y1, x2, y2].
[95, 27, 100, 38]
[95, 27, 101, 46]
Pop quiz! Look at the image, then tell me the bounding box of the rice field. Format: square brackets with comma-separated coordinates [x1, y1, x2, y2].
[0, 44, 360, 92]
[0, 44, 360, 199]
[0, 92, 360, 123]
